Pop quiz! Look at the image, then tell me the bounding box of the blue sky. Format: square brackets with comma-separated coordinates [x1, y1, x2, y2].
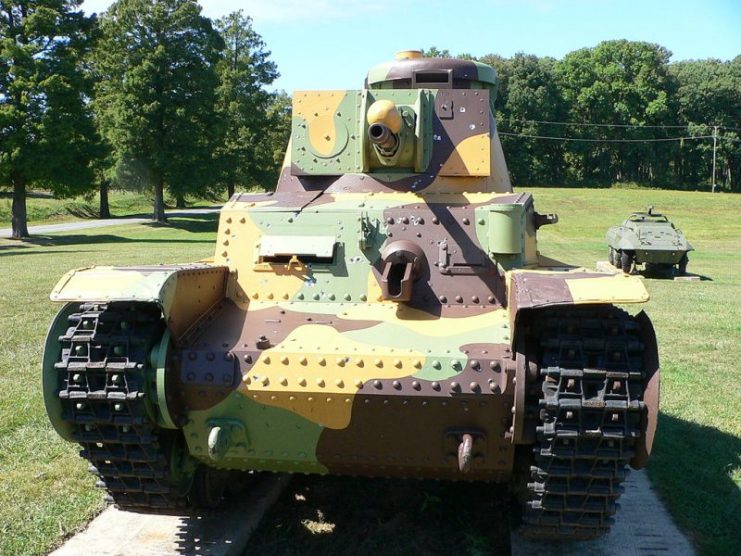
[83, 0, 741, 93]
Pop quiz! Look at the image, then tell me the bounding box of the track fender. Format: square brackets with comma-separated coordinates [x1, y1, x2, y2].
[508, 269, 649, 345]
[50, 264, 228, 340]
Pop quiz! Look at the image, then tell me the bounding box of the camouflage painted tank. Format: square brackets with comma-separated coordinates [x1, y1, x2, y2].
[607, 206, 693, 275]
[43, 51, 660, 540]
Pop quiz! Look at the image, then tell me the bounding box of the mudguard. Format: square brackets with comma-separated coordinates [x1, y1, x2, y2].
[50, 264, 228, 340]
[508, 269, 650, 340]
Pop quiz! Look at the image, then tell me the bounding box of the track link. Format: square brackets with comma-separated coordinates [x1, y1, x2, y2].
[520, 306, 646, 540]
[56, 302, 190, 510]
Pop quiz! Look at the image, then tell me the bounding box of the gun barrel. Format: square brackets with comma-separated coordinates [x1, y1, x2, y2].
[368, 122, 398, 153]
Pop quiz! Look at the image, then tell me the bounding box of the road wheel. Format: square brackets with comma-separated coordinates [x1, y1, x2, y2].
[620, 251, 633, 274]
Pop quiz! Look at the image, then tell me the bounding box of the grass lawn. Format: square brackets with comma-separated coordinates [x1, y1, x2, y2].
[0, 188, 738, 555]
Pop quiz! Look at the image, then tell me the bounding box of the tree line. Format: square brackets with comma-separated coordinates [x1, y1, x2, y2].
[3, 3, 739, 240]
[1, 0, 291, 238]
[426, 43, 740, 192]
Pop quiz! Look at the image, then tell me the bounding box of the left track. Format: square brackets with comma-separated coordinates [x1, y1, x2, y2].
[55, 302, 193, 511]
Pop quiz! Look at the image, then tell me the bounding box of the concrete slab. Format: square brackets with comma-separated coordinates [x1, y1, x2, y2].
[596, 260, 620, 274]
[512, 469, 695, 556]
[51, 474, 290, 556]
[0, 209, 220, 239]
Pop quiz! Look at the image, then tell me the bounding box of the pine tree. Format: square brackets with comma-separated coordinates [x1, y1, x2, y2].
[93, 0, 223, 222]
[214, 11, 278, 197]
[0, 0, 99, 238]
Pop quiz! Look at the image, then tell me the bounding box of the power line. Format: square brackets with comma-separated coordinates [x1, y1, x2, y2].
[498, 132, 715, 143]
[504, 119, 741, 132]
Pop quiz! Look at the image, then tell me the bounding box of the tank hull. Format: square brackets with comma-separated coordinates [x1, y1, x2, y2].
[176, 299, 516, 480]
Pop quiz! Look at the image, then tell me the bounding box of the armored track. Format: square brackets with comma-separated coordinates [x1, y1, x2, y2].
[520, 307, 646, 540]
[55, 302, 188, 510]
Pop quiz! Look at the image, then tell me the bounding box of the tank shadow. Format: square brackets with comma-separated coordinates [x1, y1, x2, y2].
[244, 476, 512, 556]
[647, 412, 741, 554]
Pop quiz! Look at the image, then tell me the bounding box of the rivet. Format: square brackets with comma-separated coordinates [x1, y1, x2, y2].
[450, 381, 460, 391]
[282, 293, 289, 300]
[470, 359, 480, 369]
[478, 218, 485, 225]
[451, 359, 460, 369]
[356, 359, 364, 367]
[280, 377, 288, 386]
[298, 377, 307, 386]
[316, 378, 325, 387]
[335, 379, 344, 388]
[260, 376, 269, 386]
[462, 217, 470, 225]
[413, 359, 422, 369]
[297, 293, 305, 300]
[121, 426, 130, 433]
[469, 382, 479, 392]
[72, 373, 82, 383]
[313, 293, 320, 300]
[360, 294, 367, 301]
[455, 295, 463, 303]
[75, 402, 85, 410]
[439, 295, 447, 303]
[317, 357, 326, 366]
[252, 292, 259, 299]
[328, 293, 336, 300]
[392, 380, 402, 390]
[431, 381, 440, 391]
[344, 294, 352, 301]
[471, 296, 479, 303]
[281, 356, 289, 365]
[355, 379, 364, 388]
[374, 358, 383, 367]
[263, 356, 271, 364]
[412, 381, 421, 390]
[110, 374, 121, 384]
[336, 357, 345, 367]
[432, 360, 441, 369]
[373, 380, 382, 389]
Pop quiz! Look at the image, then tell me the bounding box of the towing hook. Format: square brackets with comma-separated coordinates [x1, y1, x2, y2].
[458, 433, 474, 473]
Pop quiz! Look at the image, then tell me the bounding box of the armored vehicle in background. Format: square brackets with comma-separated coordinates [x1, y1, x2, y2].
[607, 206, 693, 275]
[43, 51, 660, 540]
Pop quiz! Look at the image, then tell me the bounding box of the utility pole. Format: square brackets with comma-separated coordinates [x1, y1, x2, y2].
[712, 125, 718, 193]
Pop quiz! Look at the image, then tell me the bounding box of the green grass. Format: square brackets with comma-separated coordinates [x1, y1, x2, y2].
[531, 187, 741, 555]
[0, 190, 223, 228]
[0, 215, 217, 555]
[0, 188, 738, 555]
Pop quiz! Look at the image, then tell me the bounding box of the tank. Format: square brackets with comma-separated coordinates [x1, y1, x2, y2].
[42, 51, 660, 540]
[606, 206, 693, 275]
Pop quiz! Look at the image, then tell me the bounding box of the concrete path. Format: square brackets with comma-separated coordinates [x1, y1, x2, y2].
[51, 474, 290, 556]
[0, 209, 220, 239]
[51, 469, 693, 556]
[512, 470, 694, 556]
